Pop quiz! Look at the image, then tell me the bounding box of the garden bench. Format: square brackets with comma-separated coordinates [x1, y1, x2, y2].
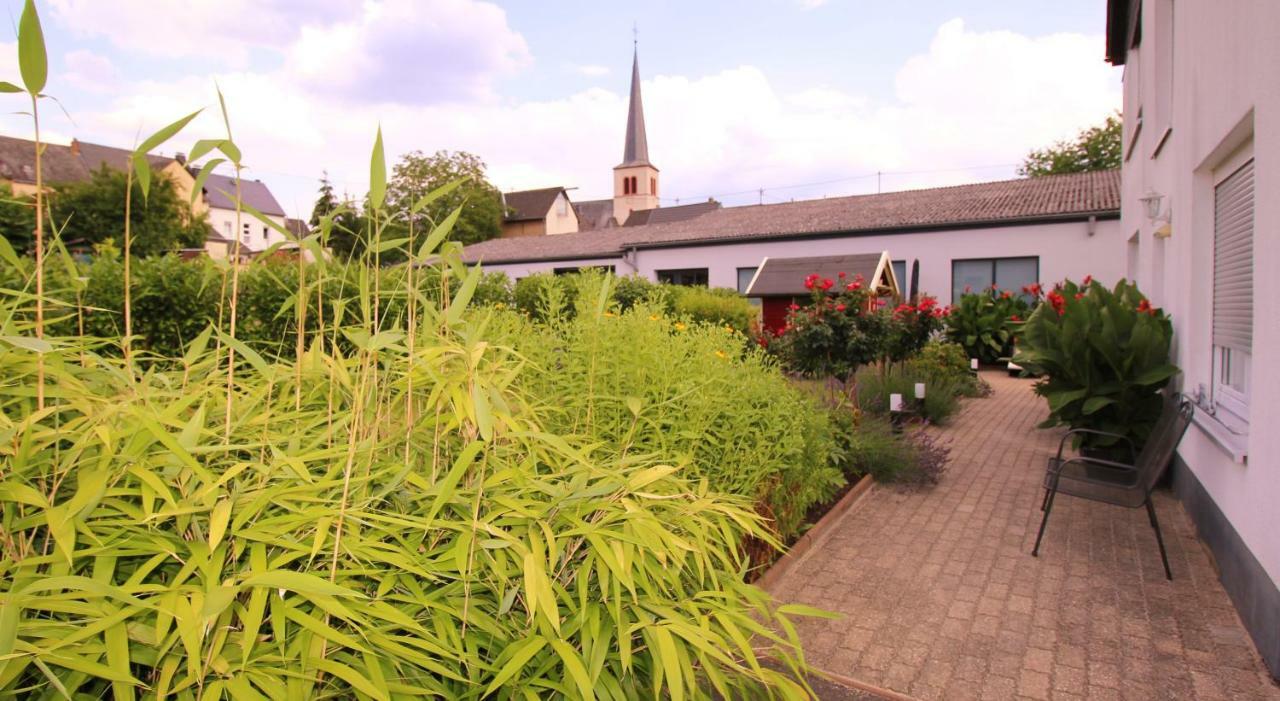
[1031, 393, 1195, 580]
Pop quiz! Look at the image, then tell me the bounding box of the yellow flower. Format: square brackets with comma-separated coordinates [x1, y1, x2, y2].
[724, 325, 736, 333]
[494, 302, 506, 309]
[649, 314, 660, 321]
[604, 311, 616, 318]
[674, 322, 687, 331]
[715, 350, 728, 359]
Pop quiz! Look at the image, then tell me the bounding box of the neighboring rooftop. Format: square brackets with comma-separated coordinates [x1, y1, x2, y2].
[0, 135, 173, 185]
[622, 199, 721, 227]
[461, 170, 1121, 265]
[503, 187, 567, 222]
[201, 172, 287, 216]
[573, 199, 616, 231]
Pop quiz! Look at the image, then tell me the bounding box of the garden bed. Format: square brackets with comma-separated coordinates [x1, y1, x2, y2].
[753, 474, 875, 589]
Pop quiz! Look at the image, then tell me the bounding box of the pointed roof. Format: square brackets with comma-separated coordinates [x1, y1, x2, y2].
[619, 50, 652, 167]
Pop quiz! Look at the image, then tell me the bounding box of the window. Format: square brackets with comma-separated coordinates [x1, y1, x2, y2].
[650, 177, 656, 196]
[1211, 157, 1253, 426]
[631, 176, 638, 194]
[892, 260, 908, 295]
[736, 267, 758, 294]
[950, 256, 1038, 302]
[223, 221, 232, 237]
[553, 265, 615, 276]
[557, 195, 568, 216]
[622, 177, 630, 195]
[1126, 231, 1140, 284]
[262, 225, 269, 241]
[656, 268, 709, 286]
[242, 222, 250, 244]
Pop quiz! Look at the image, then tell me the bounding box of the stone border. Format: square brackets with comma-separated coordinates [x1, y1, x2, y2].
[811, 668, 920, 701]
[756, 474, 875, 592]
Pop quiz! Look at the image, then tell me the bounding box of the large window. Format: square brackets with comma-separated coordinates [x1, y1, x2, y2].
[1211, 156, 1253, 427]
[951, 256, 1038, 302]
[736, 267, 758, 294]
[657, 268, 709, 286]
[553, 265, 615, 275]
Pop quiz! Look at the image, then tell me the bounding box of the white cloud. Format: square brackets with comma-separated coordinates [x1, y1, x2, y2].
[62, 50, 118, 93]
[573, 64, 611, 77]
[795, 0, 829, 9]
[18, 16, 1119, 217]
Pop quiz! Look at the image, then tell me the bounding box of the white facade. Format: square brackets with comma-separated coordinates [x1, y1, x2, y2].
[1114, 0, 1278, 675]
[479, 217, 1122, 304]
[207, 207, 289, 254]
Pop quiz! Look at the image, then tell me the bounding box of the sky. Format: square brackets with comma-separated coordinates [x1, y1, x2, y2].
[0, 0, 1121, 218]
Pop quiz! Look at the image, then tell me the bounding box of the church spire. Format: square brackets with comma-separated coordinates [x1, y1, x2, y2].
[621, 48, 650, 166]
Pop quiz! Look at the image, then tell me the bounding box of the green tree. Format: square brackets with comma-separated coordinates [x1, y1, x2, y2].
[1019, 113, 1122, 177]
[48, 166, 211, 256]
[385, 150, 504, 249]
[309, 171, 338, 227]
[0, 185, 36, 254]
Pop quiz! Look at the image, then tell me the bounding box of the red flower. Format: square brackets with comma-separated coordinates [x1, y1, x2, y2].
[1074, 292, 1085, 300]
[1047, 291, 1066, 316]
[1000, 291, 1012, 299]
[1082, 275, 1093, 286]
[835, 303, 846, 312]
[838, 271, 847, 278]
[821, 278, 834, 290]
[804, 278, 815, 290]
[846, 281, 862, 291]
[894, 303, 914, 317]
[874, 299, 887, 309]
[788, 303, 801, 311]
[918, 295, 937, 311]
[1136, 299, 1156, 316]
[1010, 314, 1021, 322]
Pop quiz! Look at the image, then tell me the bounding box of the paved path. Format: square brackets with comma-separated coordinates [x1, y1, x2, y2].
[772, 372, 1280, 700]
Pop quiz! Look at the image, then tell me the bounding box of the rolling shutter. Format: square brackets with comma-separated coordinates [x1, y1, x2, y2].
[1213, 159, 1254, 352]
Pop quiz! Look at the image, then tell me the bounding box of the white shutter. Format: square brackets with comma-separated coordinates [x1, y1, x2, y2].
[1213, 159, 1254, 352]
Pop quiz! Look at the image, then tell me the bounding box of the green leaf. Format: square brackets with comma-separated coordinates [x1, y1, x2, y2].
[368, 126, 386, 210]
[209, 499, 232, 550]
[1081, 396, 1116, 415]
[1132, 363, 1178, 387]
[241, 571, 365, 598]
[550, 639, 595, 700]
[0, 81, 23, 93]
[485, 636, 547, 695]
[410, 178, 463, 214]
[17, 0, 46, 95]
[189, 158, 226, 206]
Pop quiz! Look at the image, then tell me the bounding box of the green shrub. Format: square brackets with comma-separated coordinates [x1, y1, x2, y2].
[1014, 278, 1177, 456]
[909, 340, 987, 398]
[513, 271, 575, 322]
[670, 285, 757, 332]
[945, 289, 1035, 364]
[855, 363, 962, 425]
[613, 272, 670, 312]
[504, 287, 844, 545]
[770, 274, 887, 379]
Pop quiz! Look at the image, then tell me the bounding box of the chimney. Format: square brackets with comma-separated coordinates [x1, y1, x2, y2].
[69, 139, 80, 156]
[174, 152, 186, 165]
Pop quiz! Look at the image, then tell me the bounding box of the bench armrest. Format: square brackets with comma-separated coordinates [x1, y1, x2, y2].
[1056, 428, 1137, 462]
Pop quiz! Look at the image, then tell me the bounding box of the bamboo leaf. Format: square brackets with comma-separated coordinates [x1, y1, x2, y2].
[17, 0, 46, 95]
[368, 126, 386, 210]
[209, 499, 232, 550]
[241, 571, 365, 599]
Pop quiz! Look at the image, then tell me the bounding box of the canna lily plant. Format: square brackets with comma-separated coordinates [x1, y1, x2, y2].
[1014, 277, 1179, 457]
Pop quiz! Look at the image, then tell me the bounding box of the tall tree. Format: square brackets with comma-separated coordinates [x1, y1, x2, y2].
[47, 166, 211, 256]
[309, 171, 338, 227]
[384, 150, 504, 248]
[1019, 113, 1122, 177]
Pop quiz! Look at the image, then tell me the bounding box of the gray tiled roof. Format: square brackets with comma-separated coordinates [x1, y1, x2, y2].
[0, 135, 172, 185]
[461, 170, 1120, 265]
[623, 199, 721, 226]
[201, 172, 286, 216]
[503, 187, 565, 222]
[572, 198, 616, 231]
[746, 253, 890, 296]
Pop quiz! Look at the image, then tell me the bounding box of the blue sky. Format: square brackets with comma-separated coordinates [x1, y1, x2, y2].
[0, 0, 1120, 217]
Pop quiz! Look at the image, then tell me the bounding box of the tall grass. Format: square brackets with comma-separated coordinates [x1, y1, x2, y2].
[0, 6, 827, 697]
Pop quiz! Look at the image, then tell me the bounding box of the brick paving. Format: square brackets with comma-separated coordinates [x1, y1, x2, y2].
[772, 371, 1280, 700]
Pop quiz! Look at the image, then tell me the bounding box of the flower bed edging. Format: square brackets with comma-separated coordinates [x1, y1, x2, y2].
[756, 473, 875, 592]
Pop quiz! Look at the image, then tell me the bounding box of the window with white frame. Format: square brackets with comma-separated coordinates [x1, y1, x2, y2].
[223, 221, 232, 237]
[1211, 156, 1253, 427]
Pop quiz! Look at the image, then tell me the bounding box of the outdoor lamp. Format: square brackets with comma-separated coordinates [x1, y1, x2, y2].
[889, 393, 904, 412]
[1139, 189, 1165, 222]
[915, 383, 926, 399]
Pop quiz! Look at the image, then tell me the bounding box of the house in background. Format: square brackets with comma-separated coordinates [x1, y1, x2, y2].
[501, 186, 579, 237]
[197, 171, 289, 255]
[1106, 0, 1279, 678]
[0, 133, 292, 259]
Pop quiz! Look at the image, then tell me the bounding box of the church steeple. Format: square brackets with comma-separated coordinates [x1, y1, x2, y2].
[621, 49, 650, 166]
[613, 45, 659, 225]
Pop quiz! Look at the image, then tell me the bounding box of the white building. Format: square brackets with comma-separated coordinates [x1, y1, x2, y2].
[1107, 0, 1279, 677]
[199, 172, 290, 255]
[461, 48, 1124, 305]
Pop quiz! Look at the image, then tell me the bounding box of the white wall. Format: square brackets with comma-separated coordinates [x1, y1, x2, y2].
[207, 207, 289, 253]
[1120, 0, 1280, 583]
[482, 257, 625, 282]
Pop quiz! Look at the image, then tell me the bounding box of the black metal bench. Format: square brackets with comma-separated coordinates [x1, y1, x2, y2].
[1031, 394, 1195, 580]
